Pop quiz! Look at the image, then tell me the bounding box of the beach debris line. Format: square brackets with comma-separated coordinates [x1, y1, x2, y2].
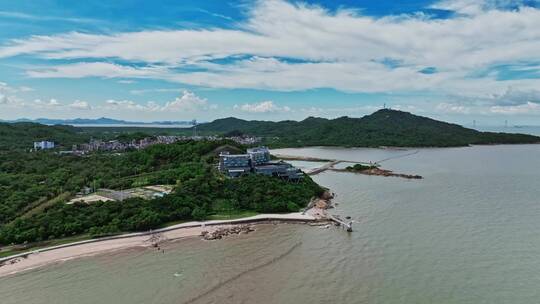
[201, 225, 255, 240]
[0, 254, 28, 268]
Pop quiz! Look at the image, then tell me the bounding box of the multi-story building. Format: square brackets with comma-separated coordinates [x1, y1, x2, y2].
[219, 147, 302, 180]
[218, 152, 252, 177]
[33, 141, 55, 150]
[247, 146, 271, 165]
[253, 162, 303, 179]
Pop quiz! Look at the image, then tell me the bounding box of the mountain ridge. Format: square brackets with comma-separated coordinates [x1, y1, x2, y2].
[196, 109, 540, 147]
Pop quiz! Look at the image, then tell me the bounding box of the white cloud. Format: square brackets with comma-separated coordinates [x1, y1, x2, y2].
[431, 0, 540, 16]
[0, 82, 27, 107]
[0, 0, 536, 97]
[489, 87, 540, 106]
[0, 11, 100, 23]
[18, 86, 34, 92]
[104, 99, 158, 111]
[101, 90, 213, 112]
[1, 0, 540, 118]
[234, 100, 290, 113]
[69, 100, 91, 110]
[117, 80, 136, 84]
[0, 93, 9, 105]
[431, 0, 487, 15]
[33, 98, 61, 107]
[162, 90, 211, 112]
[26, 62, 162, 79]
[436, 102, 472, 114]
[129, 88, 183, 95]
[490, 101, 540, 114]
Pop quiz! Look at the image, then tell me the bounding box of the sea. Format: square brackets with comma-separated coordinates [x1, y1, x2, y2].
[1, 144, 540, 304]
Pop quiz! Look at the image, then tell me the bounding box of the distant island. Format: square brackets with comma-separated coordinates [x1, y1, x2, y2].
[196, 109, 540, 147]
[0, 117, 196, 126]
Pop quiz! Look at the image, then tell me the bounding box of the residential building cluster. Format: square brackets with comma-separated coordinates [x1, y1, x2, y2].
[219, 146, 303, 180]
[60, 135, 261, 154]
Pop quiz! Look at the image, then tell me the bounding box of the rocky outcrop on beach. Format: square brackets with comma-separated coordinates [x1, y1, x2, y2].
[201, 225, 255, 240]
[303, 190, 335, 220]
[311, 190, 334, 209]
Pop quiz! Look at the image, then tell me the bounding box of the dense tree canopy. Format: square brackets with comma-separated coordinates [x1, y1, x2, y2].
[0, 139, 323, 245]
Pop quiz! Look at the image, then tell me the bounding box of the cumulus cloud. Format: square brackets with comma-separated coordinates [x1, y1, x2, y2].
[234, 100, 290, 113]
[33, 98, 61, 107]
[162, 90, 212, 111]
[0, 82, 32, 107]
[102, 90, 214, 112]
[69, 100, 91, 110]
[104, 99, 159, 111]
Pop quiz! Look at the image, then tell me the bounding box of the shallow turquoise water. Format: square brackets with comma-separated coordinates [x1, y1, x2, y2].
[1, 145, 539, 304]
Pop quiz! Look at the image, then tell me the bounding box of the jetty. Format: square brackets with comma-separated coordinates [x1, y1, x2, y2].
[328, 214, 353, 232]
[272, 154, 374, 176]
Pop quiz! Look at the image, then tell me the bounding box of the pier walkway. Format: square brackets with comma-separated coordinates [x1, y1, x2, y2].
[272, 154, 375, 176]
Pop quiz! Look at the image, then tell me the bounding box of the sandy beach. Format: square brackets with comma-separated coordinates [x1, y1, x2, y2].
[0, 212, 317, 278]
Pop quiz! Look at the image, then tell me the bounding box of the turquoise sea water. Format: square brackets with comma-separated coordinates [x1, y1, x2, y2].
[1, 144, 540, 304]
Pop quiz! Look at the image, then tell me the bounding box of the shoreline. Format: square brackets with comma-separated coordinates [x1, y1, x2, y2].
[0, 212, 318, 278]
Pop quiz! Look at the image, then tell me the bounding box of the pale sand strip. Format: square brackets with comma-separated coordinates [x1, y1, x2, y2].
[0, 213, 316, 278]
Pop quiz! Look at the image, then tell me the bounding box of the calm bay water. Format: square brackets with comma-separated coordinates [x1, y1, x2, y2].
[2, 145, 540, 304]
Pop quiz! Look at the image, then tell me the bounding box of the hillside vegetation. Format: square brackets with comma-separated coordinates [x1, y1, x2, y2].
[196, 109, 540, 147]
[0, 122, 89, 150]
[0, 140, 322, 245]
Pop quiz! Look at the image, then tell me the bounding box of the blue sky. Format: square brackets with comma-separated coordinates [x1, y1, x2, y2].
[1, 0, 540, 125]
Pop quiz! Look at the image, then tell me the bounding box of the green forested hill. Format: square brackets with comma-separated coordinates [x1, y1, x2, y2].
[196, 109, 540, 147]
[0, 122, 89, 150]
[0, 140, 323, 245]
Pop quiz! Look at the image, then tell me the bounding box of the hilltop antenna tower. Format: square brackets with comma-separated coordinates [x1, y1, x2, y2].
[505, 120, 508, 128]
[473, 120, 476, 128]
[192, 119, 198, 137]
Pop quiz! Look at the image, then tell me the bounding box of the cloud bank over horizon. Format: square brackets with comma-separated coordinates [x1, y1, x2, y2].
[1, 0, 540, 124]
